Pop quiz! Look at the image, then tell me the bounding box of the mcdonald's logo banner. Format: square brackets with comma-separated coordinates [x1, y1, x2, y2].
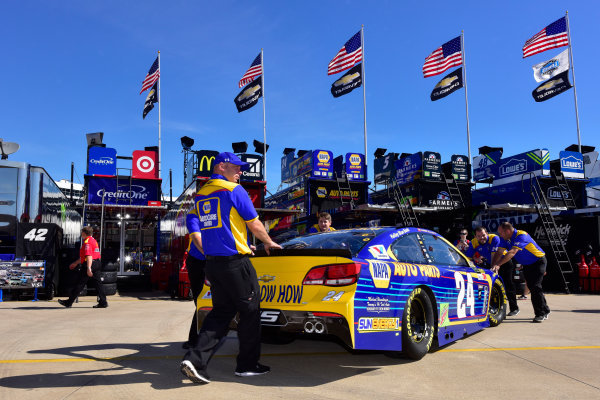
[196, 150, 219, 178]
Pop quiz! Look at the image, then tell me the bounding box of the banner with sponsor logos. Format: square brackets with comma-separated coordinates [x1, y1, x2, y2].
[430, 67, 463, 101]
[307, 178, 368, 215]
[493, 149, 550, 186]
[132, 150, 158, 179]
[422, 151, 442, 181]
[240, 154, 263, 181]
[395, 152, 422, 185]
[472, 150, 502, 183]
[87, 176, 160, 206]
[0, 261, 45, 289]
[312, 150, 333, 179]
[345, 153, 366, 181]
[234, 76, 262, 112]
[374, 153, 398, 184]
[451, 154, 470, 182]
[281, 151, 295, 183]
[532, 70, 572, 102]
[331, 63, 362, 98]
[559, 151, 584, 179]
[196, 150, 219, 178]
[88, 147, 117, 176]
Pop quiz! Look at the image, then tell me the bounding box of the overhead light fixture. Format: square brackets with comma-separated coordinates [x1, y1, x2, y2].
[297, 150, 310, 157]
[374, 148, 387, 158]
[232, 141, 248, 154]
[253, 139, 269, 155]
[180, 136, 195, 150]
[283, 147, 295, 155]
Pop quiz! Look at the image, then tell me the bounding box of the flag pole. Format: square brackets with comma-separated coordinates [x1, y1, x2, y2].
[565, 11, 582, 153]
[361, 25, 368, 173]
[157, 50, 162, 179]
[261, 48, 267, 182]
[461, 31, 472, 163]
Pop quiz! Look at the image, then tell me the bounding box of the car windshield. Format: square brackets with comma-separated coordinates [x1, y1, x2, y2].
[280, 228, 393, 257]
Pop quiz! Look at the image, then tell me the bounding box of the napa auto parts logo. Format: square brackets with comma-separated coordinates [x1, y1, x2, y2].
[368, 260, 391, 289]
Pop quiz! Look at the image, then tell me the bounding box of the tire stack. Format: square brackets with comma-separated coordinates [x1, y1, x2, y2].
[100, 261, 118, 296]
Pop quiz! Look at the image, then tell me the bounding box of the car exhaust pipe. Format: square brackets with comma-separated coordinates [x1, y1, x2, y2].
[314, 321, 325, 334]
[304, 321, 315, 333]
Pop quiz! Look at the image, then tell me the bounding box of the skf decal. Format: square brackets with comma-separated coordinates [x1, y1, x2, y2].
[368, 244, 390, 260]
[393, 263, 440, 278]
[358, 317, 401, 332]
[439, 302, 450, 327]
[368, 261, 391, 289]
[260, 285, 303, 304]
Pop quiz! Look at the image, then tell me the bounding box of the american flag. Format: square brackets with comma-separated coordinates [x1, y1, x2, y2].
[140, 57, 160, 94]
[328, 31, 362, 75]
[522, 17, 568, 59]
[422, 36, 462, 78]
[238, 53, 263, 88]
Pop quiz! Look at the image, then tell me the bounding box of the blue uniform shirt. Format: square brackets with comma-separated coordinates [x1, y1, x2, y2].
[465, 233, 501, 264]
[308, 225, 336, 233]
[194, 174, 258, 256]
[185, 210, 205, 260]
[498, 229, 545, 265]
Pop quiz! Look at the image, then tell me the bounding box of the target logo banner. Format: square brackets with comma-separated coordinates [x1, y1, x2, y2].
[132, 150, 158, 179]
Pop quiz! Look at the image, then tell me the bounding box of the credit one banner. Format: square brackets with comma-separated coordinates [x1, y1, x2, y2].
[559, 151, 584, 179]
[87, 176, 160, 205]
[395, 153, 422, 185]
[88, 147, 117, 176]
[345, 153, 366, 180]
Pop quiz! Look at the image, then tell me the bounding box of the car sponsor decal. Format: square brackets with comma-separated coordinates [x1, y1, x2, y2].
[202, 290, 212, 299]
[368, 261, 392, 289]
[358, 317, 401, 332]
[259, 284, 303, 304]
[392, 263, 440, 278]
[439, 302, 450, 327]
[366, 296, 391, 314]
[368, 244, 390, 260]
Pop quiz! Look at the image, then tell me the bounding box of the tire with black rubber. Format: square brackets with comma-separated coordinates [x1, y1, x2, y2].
[402, 287, 435, 360]
[100, 271, 118, 284]
[45, 283, 56, 300]
[488, 279, 507, 327]
[102, 262, 118, 272]
[103, 282, 117, 296]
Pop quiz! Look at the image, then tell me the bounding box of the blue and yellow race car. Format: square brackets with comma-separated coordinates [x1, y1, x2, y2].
[195, 227, 506, 360]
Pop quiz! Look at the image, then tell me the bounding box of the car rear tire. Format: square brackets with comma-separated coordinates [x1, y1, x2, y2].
[100, 271, 118, 284]
[102, 262, 118, 272]
[488, 279, 507, 327]
[402, 287, 435, 360]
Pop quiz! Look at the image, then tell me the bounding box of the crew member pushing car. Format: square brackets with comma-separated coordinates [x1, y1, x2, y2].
[180, 152, 281, 384]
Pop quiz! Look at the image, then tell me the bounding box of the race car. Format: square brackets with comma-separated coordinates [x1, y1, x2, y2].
[194, 227, 506, 360]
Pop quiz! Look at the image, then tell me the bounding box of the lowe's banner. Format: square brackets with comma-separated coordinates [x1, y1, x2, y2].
[88, 177, 160, 206]
[472, 151, 502, 183]
[493, 149, 549, 186]
[88, 147, 117, 176]
[345, 153, 366, 181]
[559, 151, 584, 179]
[311, 150, 333, 179]
[395, 152, 422, 185]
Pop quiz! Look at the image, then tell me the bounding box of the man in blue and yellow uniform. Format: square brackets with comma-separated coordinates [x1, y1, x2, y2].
[493, 222, 550, 323]
[182, 207, 206, 349]
[181, 152, 282, 384]
[465, 226, 519, 316]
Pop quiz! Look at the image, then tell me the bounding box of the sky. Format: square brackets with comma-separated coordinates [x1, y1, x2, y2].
[2, 1, 599, 197]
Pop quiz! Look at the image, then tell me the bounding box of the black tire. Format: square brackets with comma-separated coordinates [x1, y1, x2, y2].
[45, 283, 56, 301]
[402, 287, 435, 360]
[100, 271, 118, 284]
[489, 279, 507, 327]
[102, 262, 118, 272]
[103, 282, 117, 296]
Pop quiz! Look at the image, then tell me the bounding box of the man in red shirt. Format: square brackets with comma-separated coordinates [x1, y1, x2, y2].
[58, 226, 108, 308]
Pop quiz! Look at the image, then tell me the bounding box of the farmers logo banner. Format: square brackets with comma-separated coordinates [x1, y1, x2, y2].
[532, 70, 571, 102]
[451, 154, 470, 182]
[422, 151, 442, 181]
[235, 76, 262, 112]
[430, 68, 463, 101]
[395, 153, 422, 185]
[331, 64, 362, 98]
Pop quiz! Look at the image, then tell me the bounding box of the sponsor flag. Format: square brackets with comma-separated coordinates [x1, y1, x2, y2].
[140, 57, 160, 94]
[328, 31, 363, 75]
[238, 53, 263, 88]
[532, 70, 572, 102]
[234, 76, 262, 112]
[423, 36, 462, 78]
[532, 48, 569, 82]
[331, 64, 362, 98]
[430, 67, 463, 101]
[522, 17, 568, 58]
[143, 83, 158, 119]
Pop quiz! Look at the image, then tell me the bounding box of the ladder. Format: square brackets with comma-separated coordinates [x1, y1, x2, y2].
[334, 171, 356, 209]
[522, 173, 573, 293]
[442, 172, 464, 209]
[550, 170, 577, 209]
[389, 176, 419, 227]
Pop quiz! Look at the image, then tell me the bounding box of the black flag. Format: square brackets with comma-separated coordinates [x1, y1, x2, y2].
[234, 76, 262, 112]
[143, 83, 158, 119]
[331, 64, 362, 98]
[532, 70, 572, 102]
[430, 67, 463, 101]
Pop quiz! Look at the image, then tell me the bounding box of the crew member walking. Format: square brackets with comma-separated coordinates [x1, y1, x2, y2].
[492, 222, 550, 323]
[465, 226, 519, 316]
[180, 152, 282, 384]
[58, 226, 107, 308]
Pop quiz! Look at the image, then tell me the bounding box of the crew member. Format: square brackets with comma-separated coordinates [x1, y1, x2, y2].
[465, 226, 519, 316]
[492, 222, 550, 323]
[308, 212, 336, 233]
[182, 208, 206, 349]
[58, 226, 107, 308]
[180, 152, 282, 384]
